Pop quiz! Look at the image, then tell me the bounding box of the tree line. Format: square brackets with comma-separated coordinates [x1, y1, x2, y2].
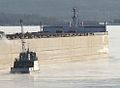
[0, 13, 64, 26]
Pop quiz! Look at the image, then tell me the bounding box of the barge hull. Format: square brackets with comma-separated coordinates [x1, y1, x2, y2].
[0, 34, 108, 67]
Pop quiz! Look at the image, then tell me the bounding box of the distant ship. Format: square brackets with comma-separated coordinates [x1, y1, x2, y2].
[10, 20, 39, 73]
[0, 31, 5, 39]
[0, 8, 108, 68]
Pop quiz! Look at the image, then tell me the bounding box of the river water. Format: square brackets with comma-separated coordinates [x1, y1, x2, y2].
[0, 28, 120, 88]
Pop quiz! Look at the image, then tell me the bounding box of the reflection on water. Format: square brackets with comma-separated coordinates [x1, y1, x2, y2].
[1, 59, 120, 88]
[0, 29, 120, 88]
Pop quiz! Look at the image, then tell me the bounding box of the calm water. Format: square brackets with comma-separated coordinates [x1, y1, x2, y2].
[0, 29, 120, 88]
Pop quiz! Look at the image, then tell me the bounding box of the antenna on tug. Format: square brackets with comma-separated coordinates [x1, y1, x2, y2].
[20, 19, 26, 52]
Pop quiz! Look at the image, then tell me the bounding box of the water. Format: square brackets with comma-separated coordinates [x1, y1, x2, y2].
[0, 28, 120, 88]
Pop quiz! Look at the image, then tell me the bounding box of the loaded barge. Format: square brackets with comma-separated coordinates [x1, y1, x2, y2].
[6, 8, 107, 39]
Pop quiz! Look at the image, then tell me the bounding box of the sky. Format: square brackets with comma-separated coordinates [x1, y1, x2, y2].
[0, 0, 120, 20]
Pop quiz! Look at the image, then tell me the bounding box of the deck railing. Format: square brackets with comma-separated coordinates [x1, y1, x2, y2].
[6, 31, 108, 40]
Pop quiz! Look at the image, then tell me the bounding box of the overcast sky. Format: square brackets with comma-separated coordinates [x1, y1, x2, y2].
[0, 0, 120, 20]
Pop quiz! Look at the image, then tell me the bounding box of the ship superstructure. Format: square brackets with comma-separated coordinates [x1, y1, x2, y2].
[10, 20, 39, 73]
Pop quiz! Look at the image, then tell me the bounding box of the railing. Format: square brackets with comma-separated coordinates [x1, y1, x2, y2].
[6, 31, 108, 40]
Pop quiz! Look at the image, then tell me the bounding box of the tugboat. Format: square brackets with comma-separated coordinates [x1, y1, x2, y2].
[0, 31, 5, 39]
[10, 20, 39, 73]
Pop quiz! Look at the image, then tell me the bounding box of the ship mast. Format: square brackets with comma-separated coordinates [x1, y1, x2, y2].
[72, 8, 78, 32]
[20, 19, 26, 52]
